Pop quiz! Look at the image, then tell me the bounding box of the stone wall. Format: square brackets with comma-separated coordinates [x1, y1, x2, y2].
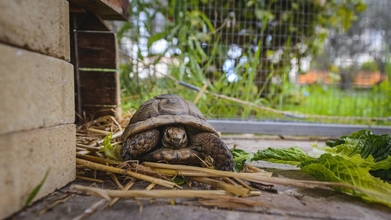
[0, 0, 75, 218]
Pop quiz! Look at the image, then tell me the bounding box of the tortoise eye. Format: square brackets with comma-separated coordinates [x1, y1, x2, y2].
[165, 132, 170, 139]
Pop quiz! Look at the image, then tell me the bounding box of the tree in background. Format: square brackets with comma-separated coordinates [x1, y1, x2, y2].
[320, 0, 389, 88]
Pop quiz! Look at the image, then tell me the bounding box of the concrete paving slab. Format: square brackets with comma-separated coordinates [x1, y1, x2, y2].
[8, 138, 391, 220]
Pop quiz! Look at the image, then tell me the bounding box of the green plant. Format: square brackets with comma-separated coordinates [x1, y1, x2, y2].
[360, 60, 379, 72]
[231, 129, 391, 207]
[118, 0, 368, 122]
[370, 54, 391, 119]
[24, 168, 50, 208]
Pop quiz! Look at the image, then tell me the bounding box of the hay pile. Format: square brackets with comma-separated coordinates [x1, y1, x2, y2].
[73, 115, 352, 210]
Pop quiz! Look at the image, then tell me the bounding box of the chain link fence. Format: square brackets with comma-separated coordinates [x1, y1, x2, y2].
[116, 0, 391, 136]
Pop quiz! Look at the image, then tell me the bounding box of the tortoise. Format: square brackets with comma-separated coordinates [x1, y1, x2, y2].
[120, 94, 234, 171]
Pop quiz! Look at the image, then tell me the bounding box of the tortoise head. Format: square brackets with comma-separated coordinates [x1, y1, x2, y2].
[161, 124, 188, 149]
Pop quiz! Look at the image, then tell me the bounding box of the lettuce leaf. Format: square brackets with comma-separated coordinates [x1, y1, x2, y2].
[314, 129, 391, 179]
[99, 133, 122, 161]
[230, 148, 253, 172]
[231, 147, 312, 170]
[231, 129, 391, 207]
[252, 146, 314, 166]
[300, 154, 391, 206]
[325, 129, 391, 162]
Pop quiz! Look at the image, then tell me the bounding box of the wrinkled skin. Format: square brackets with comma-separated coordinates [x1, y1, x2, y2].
[121, 129, 160, 160]
[161, 125, 188, 149]
[187, 132, 233, 171]
[142, 147, 203, 165]
[120, 126, 234, 171]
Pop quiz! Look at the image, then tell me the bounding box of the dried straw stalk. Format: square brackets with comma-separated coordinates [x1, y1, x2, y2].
[76, 158, 177, 188]
[71, 184, 260, 200]
[87, 127, 111, 135]
[77, 154, 120, 166]
[109, 178, 137, 207]
[76, 175, 104, 183]
[143, 162, 355, 190]
[190, 177, 251, 196]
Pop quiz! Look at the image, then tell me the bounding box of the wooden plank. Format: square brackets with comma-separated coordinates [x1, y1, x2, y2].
[68, 0, 129, 21]
[207, 120, 391, 137]
[79, 71, 120, 105]
[0, 43, 74, 135]
[0, 124, 76, 219]
[69, 2, 87, 13]
[70, 13, 83, 119]
[77, 32, 118, 69]
[72, 12, 111, 31]
[70, 13, 121, 122]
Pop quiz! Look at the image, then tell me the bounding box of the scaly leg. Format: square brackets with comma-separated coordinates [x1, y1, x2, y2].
[121, 129, 160, 161]
[189, 132, 234, 171]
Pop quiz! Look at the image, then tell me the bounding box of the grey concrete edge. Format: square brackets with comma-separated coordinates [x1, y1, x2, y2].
[207, 120, 391, 137]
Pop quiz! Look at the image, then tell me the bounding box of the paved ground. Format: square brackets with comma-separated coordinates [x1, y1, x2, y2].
[8, 136, 391, 220]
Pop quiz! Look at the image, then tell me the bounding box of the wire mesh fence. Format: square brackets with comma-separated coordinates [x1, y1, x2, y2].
[116, 0, 391, 135]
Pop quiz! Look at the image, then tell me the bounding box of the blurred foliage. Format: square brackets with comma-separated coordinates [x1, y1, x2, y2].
[118, 0, 368, 121]
[324, 0, 390, 74]
[284, 85, 390, 126]
[360, 60, 379, 72]
[284, 55, 391, 125]
[371, 54, 391, 120]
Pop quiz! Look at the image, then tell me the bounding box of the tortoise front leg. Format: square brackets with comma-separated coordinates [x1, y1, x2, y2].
[142, 148, 204, 165]
[121, 129, 160, 161]
[189, 132, 234, 171]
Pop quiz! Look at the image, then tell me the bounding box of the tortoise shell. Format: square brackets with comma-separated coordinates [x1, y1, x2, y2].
[121, 94, 217, 141]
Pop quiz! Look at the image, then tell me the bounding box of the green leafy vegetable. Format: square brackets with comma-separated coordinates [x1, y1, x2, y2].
[231, 129, 391, 207]
[24, 168, 50, 208]
[318, 129, 391, 179]
[99, 133, 121, 161]
[325, 129, 391, 162]
[253, 146, 314, 166]
[300, 154, 391, 206]
[172, 176, 186, 185]
[370, 169, 391, 180]
[230, 148, 253, 172]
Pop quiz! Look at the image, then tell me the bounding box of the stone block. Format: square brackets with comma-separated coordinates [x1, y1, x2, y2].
[0, 0, 70, 61]
[0, 124, 76, 219]
[0, 43, 74, 135]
